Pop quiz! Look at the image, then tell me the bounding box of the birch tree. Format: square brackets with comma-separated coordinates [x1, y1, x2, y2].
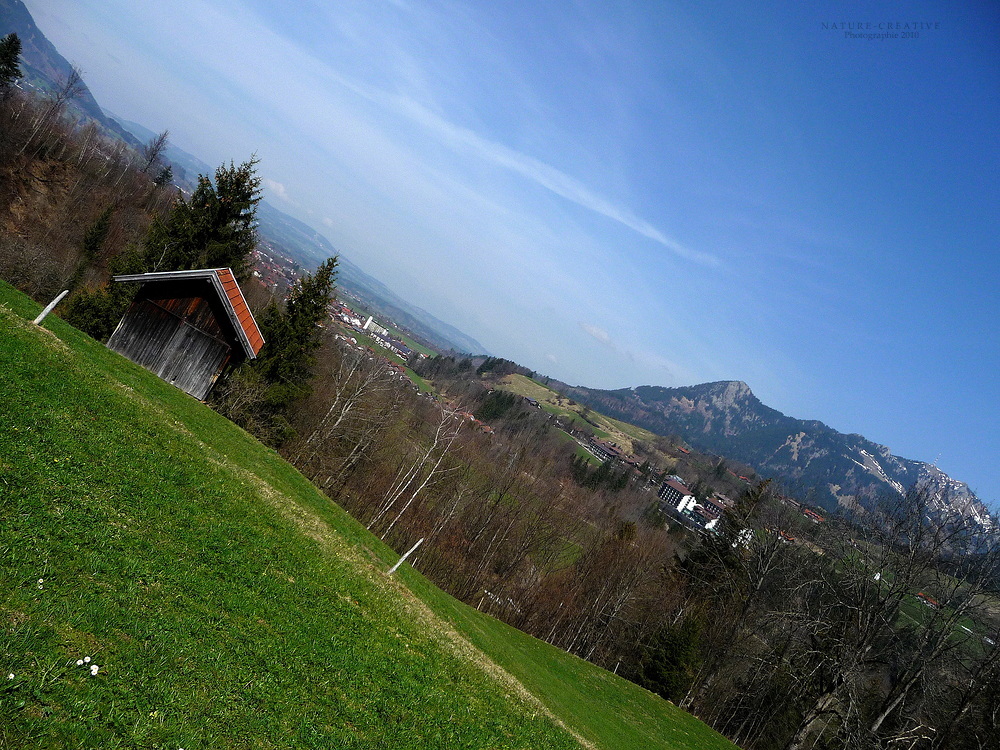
[368, 405, 463, 538]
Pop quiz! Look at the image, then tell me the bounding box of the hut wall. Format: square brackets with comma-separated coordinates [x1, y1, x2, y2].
[108, 295, 232, 400]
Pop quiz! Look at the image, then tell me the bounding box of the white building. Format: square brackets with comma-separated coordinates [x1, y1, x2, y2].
[363, 316, 390, 337]
[658, 478, 696, 513]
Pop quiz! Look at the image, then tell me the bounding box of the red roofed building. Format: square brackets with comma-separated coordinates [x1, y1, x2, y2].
[802, 509, 825, 524]
[108, 268, 264, 399]
[916, 592, 941, 609]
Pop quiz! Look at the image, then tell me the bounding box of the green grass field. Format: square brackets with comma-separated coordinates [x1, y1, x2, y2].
[0, 282, 737, 750]
[497, 375, 662, 448]
[347, 330, 433, 393]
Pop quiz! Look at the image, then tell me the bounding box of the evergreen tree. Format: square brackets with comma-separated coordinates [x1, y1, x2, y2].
[67, 206, 114, 291]
[258, 255, 338, 385]
[65, 158, 262, 339]
[0, 33, 22, 97]
[62, 244, 144, 340]
[152, 164, 173, 187]
[636, 618, 703, 703]
[142, 157, 261, 279]
[216, 257, 338, 444]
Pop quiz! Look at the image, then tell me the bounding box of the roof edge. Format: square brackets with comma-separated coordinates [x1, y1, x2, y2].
[207, 271, 258, 360]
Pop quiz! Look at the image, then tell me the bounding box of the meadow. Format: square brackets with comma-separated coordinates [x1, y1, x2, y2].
[0, 281, 736, 749]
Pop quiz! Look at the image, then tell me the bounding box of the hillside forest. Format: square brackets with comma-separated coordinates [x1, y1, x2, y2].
[2, 41, 999, 750]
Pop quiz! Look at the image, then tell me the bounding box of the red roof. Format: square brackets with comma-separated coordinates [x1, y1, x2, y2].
[214, 268, 264, 355]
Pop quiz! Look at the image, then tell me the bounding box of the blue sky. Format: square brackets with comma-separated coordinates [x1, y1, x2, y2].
[24, 0, 999, 508]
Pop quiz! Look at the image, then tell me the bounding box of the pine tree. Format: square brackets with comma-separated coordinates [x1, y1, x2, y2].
[152, 164, 173, 187]
[636, 618, 703, 703]
[216, 257, 338, 444]
[65, 158, 262, 339]
[255, 256, 338, 386]
[0, 33, 23, 97]
[66, 206, 114, 291]
[142, 157, 261, 279]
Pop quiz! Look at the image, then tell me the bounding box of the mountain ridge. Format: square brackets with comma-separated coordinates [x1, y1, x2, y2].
[561, 379, 994, 531]
[0, 0, 139, 147]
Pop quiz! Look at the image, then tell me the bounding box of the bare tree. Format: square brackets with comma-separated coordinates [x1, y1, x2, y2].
[19, 66, 85, 156]
[140, 129, 169, 173]
[781, 488, 999, 750]
[368, 404, 463, 537]
[291, 343, 397, 470]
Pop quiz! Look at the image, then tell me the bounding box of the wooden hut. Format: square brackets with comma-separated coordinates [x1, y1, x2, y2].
[107, 268, 264, 399]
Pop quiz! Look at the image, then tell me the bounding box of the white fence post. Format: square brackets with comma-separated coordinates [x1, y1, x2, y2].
[33, 290, 69, 325]
[387, 538, 424, 575]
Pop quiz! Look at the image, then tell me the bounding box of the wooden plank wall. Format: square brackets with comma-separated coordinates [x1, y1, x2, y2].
[108, 296, 232, 399]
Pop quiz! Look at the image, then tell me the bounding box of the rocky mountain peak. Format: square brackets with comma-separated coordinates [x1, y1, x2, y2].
[565, 379, 995, 533]
[709, 380, 753, 408]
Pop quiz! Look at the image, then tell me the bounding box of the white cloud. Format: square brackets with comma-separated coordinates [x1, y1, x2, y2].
[384, 96, 720, 267]
[580, 323, 613, 346]
[264, 178, 295, 205]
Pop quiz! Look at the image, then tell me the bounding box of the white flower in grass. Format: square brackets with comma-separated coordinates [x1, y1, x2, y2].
[37, 579, 44, 589]
[83, 656, 91, 664]
[90, 665, 99, 676]
[6, 673, 13, 680]
[76, 659, 84, 666]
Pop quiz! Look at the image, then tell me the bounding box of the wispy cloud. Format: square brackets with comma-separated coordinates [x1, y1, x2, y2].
[386, 96, 720, 267]
[264, 178, 295, 205]
[581, 322, 613, 346]
[579, 320, 692, 386]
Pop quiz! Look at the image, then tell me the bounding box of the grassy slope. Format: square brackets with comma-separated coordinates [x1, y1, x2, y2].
[497, 375, 661, 449]
[347, 330, 432, 393]
[0, 283, 736, 750]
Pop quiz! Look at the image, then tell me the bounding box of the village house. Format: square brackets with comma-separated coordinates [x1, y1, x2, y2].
[590, 438, 628, 464]
[370, 331, 412, 359]
[689, 505, 719, 530]
[916, 592, 941, 609]
[703, 493, 732, 519]
[363, 316, 390, 338]
[802, 508, 825, 524]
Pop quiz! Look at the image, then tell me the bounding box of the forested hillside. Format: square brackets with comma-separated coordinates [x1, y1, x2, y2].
[2, 280, 745, 750]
